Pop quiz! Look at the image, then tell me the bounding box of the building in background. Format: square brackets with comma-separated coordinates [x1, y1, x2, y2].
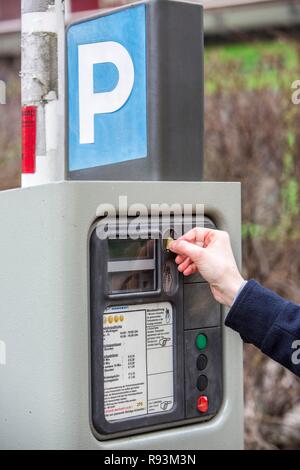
[1, 0, 300, 58]
[203, 0, 300, 37]
[0, 0, 20, 56]
[0, 0, 122, 57]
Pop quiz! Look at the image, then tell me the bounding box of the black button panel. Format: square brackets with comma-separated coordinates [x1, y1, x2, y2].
[184, 327, 222, 419]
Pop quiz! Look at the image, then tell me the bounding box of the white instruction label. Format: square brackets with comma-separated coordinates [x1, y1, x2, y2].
[103, 302, 174, 422]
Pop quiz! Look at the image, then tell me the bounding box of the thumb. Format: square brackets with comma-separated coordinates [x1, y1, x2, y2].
[170, 240, 203, 261]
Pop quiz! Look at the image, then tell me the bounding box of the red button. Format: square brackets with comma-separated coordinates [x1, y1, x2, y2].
[197, 395, 209, 413]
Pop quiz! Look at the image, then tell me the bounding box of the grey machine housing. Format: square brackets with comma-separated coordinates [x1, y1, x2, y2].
[0, 181, 243, 449]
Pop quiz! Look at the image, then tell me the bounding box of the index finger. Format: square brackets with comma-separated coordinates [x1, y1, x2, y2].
[178, 227, 214, 245]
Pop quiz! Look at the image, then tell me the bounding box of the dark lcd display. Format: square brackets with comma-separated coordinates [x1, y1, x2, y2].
[108, 270, 155, 294]
[108, 239, 154, 261]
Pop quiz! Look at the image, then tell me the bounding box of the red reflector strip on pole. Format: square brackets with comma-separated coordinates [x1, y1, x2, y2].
[22, 106, 37, 173]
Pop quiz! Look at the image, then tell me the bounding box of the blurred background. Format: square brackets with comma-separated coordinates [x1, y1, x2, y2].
[0, 0, 300, 448]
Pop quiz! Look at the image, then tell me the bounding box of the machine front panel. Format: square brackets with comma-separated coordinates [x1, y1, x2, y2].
[89, 217, 223, 439]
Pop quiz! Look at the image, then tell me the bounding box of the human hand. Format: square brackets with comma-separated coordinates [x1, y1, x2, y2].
[169, 228, 245, 307]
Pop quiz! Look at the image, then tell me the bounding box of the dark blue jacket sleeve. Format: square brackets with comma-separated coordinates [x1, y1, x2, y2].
[225, 280, 300, 376]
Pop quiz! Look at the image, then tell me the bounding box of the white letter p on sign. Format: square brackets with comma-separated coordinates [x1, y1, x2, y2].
[78, 41, 134, 144]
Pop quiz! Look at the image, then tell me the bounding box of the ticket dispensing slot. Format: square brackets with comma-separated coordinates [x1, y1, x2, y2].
[89, 218, 222, 440]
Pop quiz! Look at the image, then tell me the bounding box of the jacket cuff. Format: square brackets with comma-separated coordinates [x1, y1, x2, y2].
[225, 279, 288, 349]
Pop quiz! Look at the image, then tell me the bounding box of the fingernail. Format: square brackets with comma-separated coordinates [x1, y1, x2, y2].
[169, 240, 178, 251]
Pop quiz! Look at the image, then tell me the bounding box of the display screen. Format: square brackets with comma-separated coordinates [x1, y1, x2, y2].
[107, 239, 157, 294]
[108, 239, 154, 261]
[109, 270, 155, 294]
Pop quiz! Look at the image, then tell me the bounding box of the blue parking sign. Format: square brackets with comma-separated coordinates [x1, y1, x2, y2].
[67, 5, 147, 172]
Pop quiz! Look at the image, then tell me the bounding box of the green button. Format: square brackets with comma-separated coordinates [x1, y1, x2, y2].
[196, 334, 207, 350]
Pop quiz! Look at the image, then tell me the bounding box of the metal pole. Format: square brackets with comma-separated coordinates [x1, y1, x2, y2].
[21, 0, 65, 187]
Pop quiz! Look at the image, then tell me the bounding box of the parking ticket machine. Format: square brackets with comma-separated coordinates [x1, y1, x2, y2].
[0, 0, 244, 450]
[90, 217, 222, 439]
